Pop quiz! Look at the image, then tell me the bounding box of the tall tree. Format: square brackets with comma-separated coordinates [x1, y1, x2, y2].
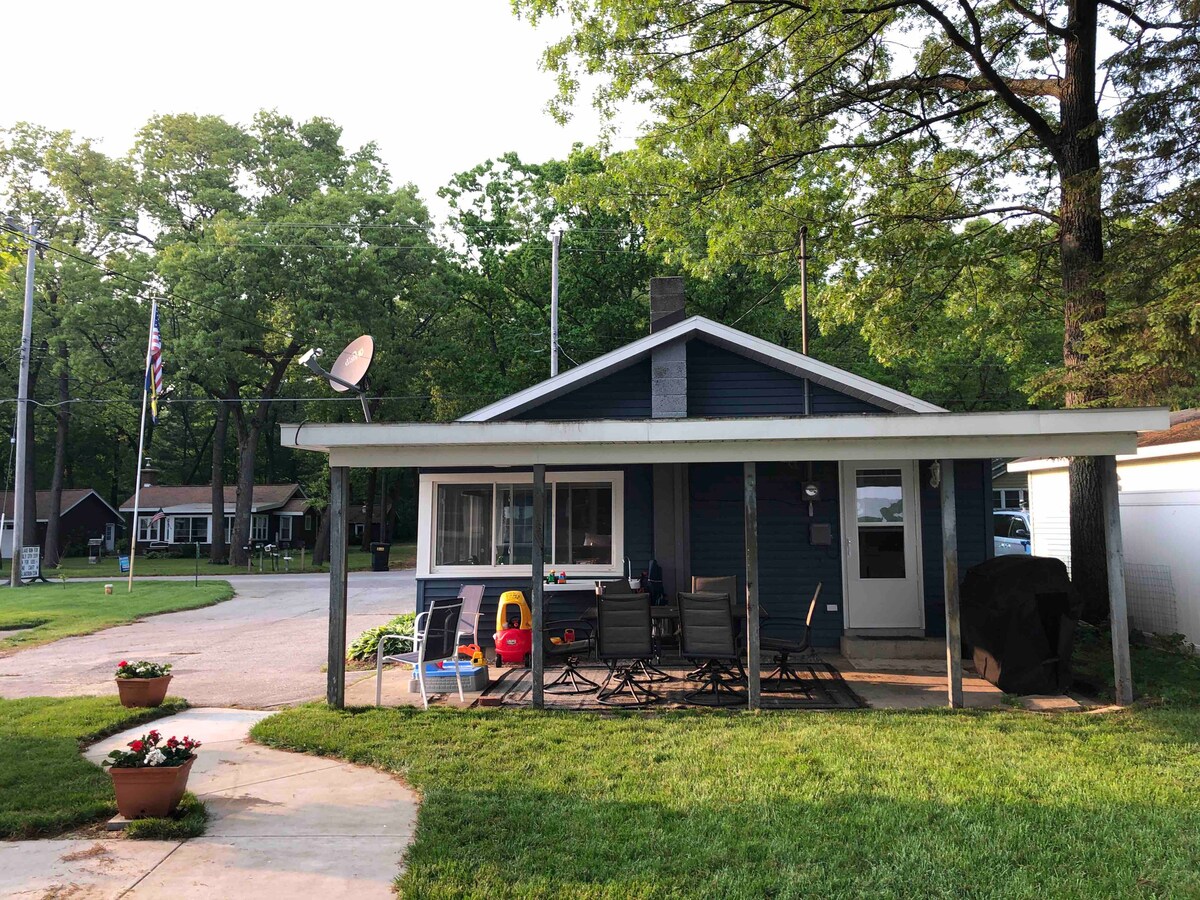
[515, 0, 1199, 614]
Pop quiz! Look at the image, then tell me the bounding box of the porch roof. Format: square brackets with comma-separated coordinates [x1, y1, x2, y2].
[280, 407, 1169, 468]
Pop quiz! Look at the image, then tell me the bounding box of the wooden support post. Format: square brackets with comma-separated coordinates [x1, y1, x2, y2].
[939, 459, 964, 709]
[327, 465, 349, 709]
[1098, 455, 1133, 705]
[744, 462, 761, 711]
[531, 464, 546, 709]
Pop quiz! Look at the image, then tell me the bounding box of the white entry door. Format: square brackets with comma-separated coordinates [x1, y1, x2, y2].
[840, 461, 923, 630]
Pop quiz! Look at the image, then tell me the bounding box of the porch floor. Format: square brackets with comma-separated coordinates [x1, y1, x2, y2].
[351, 654, 1019, 711]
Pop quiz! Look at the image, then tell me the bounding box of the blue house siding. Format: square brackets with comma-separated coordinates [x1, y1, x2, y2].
[511, 361, 651, 420]
[688, 461, 845, 648]
[416, 464, 653, 642]
[919, 459, 992, 638]
[687, 340, 887, 417]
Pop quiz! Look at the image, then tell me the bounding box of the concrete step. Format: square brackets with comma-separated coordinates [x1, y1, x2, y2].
[841, 635, 944, 660]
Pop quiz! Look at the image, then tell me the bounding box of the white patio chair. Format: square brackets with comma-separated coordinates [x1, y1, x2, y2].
[376, 597, 467, 709]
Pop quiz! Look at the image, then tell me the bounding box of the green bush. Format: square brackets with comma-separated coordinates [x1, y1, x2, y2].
[347, 613, 417, 663]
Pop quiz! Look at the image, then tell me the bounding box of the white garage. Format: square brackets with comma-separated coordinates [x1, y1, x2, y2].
[1009, 410, 1200, 647]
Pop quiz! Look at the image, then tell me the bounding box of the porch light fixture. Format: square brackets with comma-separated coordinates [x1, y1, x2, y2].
[929, 461, 942, 489]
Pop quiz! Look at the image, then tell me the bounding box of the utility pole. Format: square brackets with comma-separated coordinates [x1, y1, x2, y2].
[10, 219, 39, 588]
[550, 228, 561, 377]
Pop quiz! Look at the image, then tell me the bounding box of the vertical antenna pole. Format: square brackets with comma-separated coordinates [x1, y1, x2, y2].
[550, 229, 561, 377]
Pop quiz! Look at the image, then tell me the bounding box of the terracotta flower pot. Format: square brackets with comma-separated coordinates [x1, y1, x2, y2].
[109, 756, 195, 819]
[116, 675, 172, 708]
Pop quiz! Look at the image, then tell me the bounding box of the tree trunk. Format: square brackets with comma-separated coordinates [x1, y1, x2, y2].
[209, 399, 230, 564]
[312, 505, 331, 567]
[1059, 0, 1109, 621]
[360, 468, 377, 551]
[229, 416, 259, 568]
[44, 337, 70, 567]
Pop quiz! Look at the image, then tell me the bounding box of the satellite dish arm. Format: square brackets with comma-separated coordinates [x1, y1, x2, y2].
[301, 353, 372, 423]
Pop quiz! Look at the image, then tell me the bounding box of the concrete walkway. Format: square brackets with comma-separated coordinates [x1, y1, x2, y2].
[0, 708, 419, 899]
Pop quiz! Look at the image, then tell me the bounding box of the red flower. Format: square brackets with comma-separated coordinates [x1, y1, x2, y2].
[129, 740, 144, 752]
[118, 660, 128, 668]
[167, 737, 178, 748]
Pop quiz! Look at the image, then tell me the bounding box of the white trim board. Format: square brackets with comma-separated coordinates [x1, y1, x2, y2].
[1008, 438, 1200, 473]
[282, 408, 1168, 468]
[458, 316, 946, 421]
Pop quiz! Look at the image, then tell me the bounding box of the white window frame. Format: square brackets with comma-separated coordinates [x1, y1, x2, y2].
[137, 516, 162, 543]
[278, 516, 294, 542]
[251, 514, 269, 542]
[223, 515, 234, 543]
[169, 515, 210, 544]
[419, 470, 624, 577]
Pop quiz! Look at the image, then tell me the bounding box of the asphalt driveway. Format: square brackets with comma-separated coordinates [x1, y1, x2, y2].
[0, 571, 415, 708]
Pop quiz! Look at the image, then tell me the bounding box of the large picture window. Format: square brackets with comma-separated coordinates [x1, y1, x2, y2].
[171, 515, 209, 544]
[426, 472, 622, 574]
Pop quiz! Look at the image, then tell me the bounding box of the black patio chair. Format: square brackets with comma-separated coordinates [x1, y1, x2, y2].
[595, 594, 661, 707]
[679, 591, 746, 707]
[761, 583, 823, 692]
[543, 601, 599, 695]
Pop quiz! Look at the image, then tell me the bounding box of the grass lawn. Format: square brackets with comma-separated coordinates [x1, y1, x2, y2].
[0, 695, 188, 838]
[0, 580, 234, 652]
[254, 706, 1200, 898]
[43, 544, 417, 580]
[253, 643, 1200, 899]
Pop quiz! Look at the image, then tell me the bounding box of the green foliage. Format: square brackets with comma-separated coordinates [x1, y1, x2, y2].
[123, 791, 207, 840]
[0, 696, 188, 838]
[347, 612, 417, 663]
[254, 703, 1200, 897]
[515, 0, 1200, 408]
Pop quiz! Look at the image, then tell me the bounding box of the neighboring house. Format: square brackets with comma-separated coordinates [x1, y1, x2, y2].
[991, 460, 1028, 509]
[284, 276, 1166, 687]
[0, 489, 126, 559]
[349, 503, 394, 542]
[1009, 409, 1200, 647]
[118, 480, 315, 551]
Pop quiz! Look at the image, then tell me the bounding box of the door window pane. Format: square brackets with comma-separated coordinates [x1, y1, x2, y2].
[436, 484, 493, 566]
[856, 470, 903, 523]
[859, 527, 906, 578]
[554, 482, 613, 565]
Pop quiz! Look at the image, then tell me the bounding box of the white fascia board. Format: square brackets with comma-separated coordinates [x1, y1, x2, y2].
[282, 407, 1168, 467]
[1008, 437, 1200, 473]
[458, 316, 943, 421]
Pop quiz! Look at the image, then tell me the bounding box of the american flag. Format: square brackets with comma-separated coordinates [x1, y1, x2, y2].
[150, 509, 166, 524]
[145, 305, 164, 422]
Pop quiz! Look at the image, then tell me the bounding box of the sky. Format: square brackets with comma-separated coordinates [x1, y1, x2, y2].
[5, 0, 637, 221]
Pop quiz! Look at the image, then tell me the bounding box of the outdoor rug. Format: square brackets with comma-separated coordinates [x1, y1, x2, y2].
[479, 660, 865, 710]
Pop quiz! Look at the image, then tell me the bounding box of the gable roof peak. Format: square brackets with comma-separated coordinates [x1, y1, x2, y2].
[460, 315, 944, 421]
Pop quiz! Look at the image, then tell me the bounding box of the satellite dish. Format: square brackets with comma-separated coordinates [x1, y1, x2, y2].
[329, 335, 373, 393]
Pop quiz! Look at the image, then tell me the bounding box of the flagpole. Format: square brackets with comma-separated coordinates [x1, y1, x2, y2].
[128, 299, 158, 593]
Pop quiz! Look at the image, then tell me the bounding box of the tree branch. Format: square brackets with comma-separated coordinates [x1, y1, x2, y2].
[1097, 0, 1187, 28]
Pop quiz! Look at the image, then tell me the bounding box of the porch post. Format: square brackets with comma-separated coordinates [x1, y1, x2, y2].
[531, 464, 546, 709]
[1098, 455, 1133, 705]
[744, 462, 761, 710]
[327, 465, 349, 709]
[939, 460, 964, 709]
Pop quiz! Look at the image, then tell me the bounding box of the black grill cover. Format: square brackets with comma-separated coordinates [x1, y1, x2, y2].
[961, 555, 1081, 694]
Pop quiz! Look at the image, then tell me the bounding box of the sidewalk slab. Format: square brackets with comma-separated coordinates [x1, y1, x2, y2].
[0, 840, 179, 899]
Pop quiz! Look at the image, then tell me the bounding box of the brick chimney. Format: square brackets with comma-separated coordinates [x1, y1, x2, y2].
[649, 277, 686, 418]
[140, 466, 159, 487]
